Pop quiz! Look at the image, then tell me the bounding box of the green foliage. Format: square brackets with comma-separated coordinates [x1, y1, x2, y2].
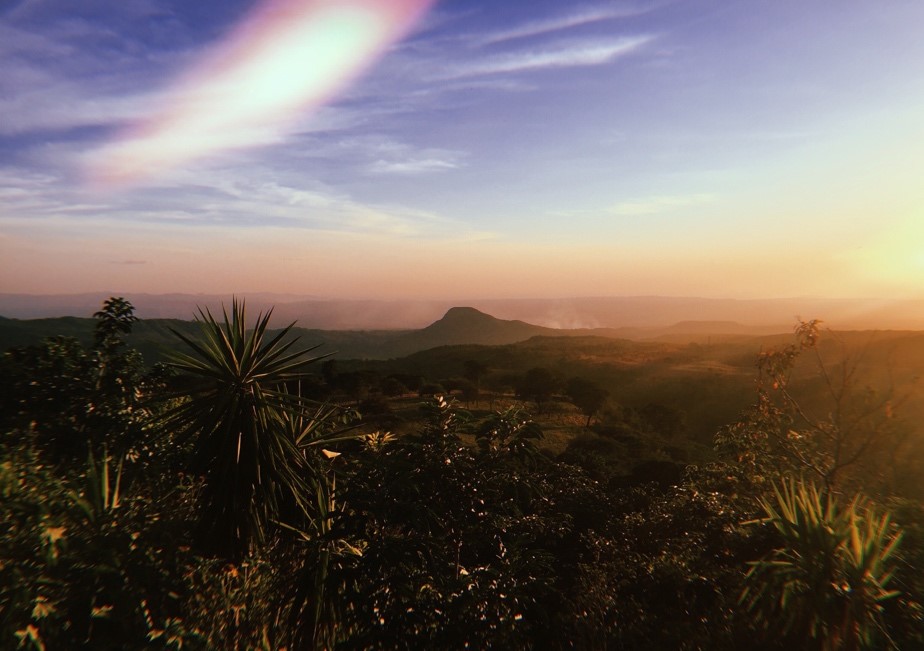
[160, 299, 332, 556]
[288, 398, 564, 649]
[0, 298, 148, 464]
[741, 478, 906, 650]
[72, 447, 123, 524]
[748, 321, 906, 493]
[3, 300, 923, 650]
[180, 556, 286, 650]
[93, 297, 139, 351]
[0, 337, 97, 458]
[569, 481, 763, 650]
[475, 406, 543, 463]
[0, 445, 200, 650]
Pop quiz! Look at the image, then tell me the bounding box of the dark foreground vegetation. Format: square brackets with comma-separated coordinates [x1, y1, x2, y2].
[1, 298, 923, 649]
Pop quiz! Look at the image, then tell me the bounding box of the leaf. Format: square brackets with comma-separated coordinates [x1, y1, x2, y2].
[14, 625, 46, 651]
[91, 604, 114, 618]
[32, 595, 55, 619]
[42, 526, 66, 545]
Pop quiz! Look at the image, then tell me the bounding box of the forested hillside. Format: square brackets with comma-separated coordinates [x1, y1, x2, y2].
[2, 299, 923, 649]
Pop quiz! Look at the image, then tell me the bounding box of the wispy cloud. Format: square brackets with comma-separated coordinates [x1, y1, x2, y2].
[0, 20, 190, 136]
[478, 5, 654, 46]
[0, 84, 158, 136]
[0, 153, 489, 242]
[442, 35, 653, 79]
[369, 158, 459, 174]
[286, 133, 465, 176]
[364, 139, 464, 174]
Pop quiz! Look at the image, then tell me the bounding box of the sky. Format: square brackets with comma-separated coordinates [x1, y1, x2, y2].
[2, 0, 924, 301]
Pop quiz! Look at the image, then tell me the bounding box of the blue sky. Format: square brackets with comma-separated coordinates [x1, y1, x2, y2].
[2, 0, 923, 299]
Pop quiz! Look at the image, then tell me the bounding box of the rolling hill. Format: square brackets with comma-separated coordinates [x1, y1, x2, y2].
[7, 292, 924, 330]
[0, 305, 786, 363]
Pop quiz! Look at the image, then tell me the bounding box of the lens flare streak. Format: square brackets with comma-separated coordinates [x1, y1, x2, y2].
[88, 0, 433, 187]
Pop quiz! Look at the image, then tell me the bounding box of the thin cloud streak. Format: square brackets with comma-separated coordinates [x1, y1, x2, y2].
[442, 35, 653, 79]
[478, 5, 654, 46]
[0, 157, 487, 240]
[370, 158, 459, 174]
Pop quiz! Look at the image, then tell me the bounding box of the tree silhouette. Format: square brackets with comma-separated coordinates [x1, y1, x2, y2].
[566, 377, 609, 427]
[93, 297, 138, 351]
[517, 367, 558, 413]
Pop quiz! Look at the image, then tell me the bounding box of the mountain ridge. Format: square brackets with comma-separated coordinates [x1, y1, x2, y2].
[4, 293, 924, 330]
[0, 304, 891, 363]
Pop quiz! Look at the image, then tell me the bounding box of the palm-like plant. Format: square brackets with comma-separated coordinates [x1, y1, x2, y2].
[161, 299, 330, 555]
[741, 478, 904, 650]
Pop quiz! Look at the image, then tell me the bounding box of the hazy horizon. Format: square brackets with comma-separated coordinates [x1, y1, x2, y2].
[2, 1, 923, 300]
[6, 291, 924, 333]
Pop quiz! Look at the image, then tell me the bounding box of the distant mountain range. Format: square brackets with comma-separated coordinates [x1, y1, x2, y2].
[7, 303, 924, 447]
[0, 304, 862, 363]
[4, 292, 924, 331]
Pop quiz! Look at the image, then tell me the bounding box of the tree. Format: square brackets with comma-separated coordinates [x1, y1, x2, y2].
[93, 297, 139, 351]
[334, 371, 373, 403]
[517, 367, 558, 413]
[565, 377, 609, 427]
[716, 320, 909, 494]
[444, 377, 478, 404]
[463, 360, 488, 404]
[0, 297, 146, 462]
[91, 297, 146, 456]
[380, 376, 407, 398]
[463, 359, 488, 386]
[418, 382, 446, 398]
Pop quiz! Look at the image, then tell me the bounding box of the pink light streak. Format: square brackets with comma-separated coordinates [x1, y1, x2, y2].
[88, 0, 434, 187]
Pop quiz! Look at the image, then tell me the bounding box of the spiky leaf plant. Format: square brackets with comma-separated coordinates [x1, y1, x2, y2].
[741, 478, 904, 650]
[161, 299, 329, 556]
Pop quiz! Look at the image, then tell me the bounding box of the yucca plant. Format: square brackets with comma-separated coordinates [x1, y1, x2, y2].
[741, 478, 904, 650]
[160, 299, 331, 556]
[70, 446, 123, 525]
[278, 401, 366, 650]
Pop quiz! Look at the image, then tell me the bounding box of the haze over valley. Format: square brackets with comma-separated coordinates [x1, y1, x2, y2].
[5, 292, 924, 333]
